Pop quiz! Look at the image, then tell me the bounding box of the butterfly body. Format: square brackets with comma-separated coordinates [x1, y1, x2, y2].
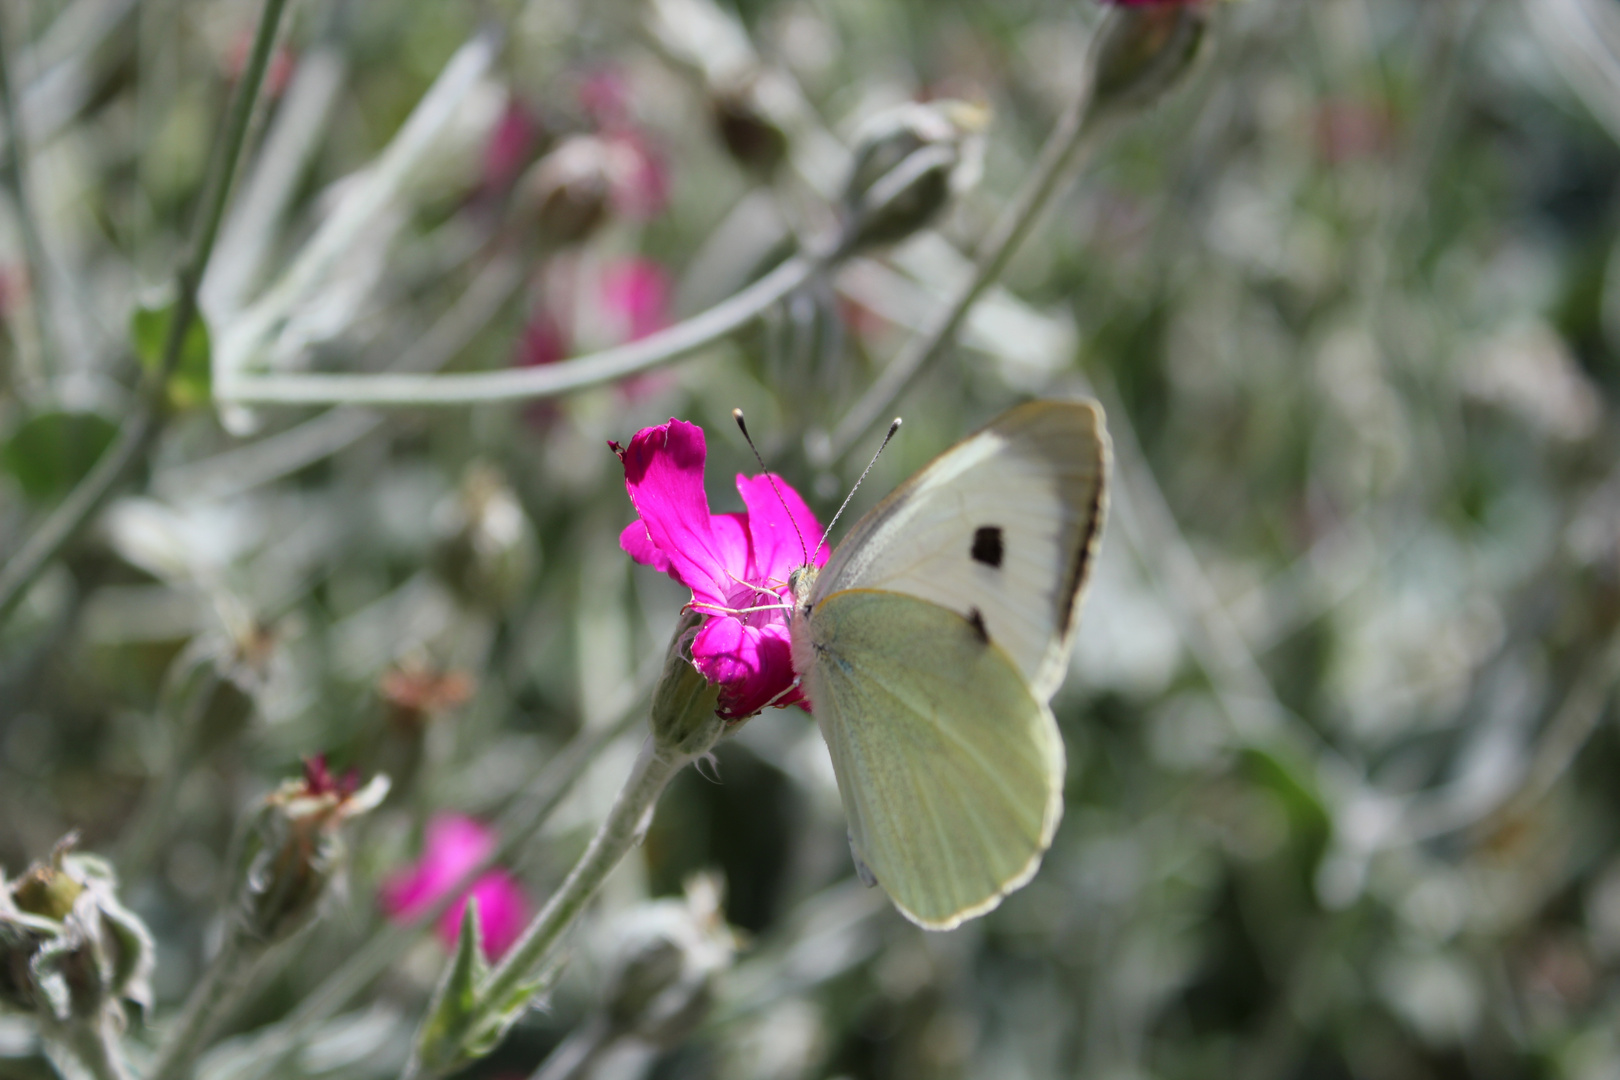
[789, 400, 1110, 929]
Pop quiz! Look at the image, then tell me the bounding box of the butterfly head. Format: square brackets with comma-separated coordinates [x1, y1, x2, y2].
[788, 565, 819, 613]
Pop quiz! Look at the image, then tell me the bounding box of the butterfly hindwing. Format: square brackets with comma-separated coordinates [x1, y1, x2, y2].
[813, 400, 1109, 703]
[803, 587, 1064, 929]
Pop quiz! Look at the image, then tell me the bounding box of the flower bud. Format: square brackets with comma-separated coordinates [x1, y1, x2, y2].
[600, 875, 737, 1048]
[432, 462, 539, 612]
[0, 836, 154, 1024]
[836, 100, 988, 256]
[518, 135, 617, 250]
[1088, 2, 1211, 121]
[711, 73, 788, 176]
[233, 760, 389, 944]
[650, 612, 725, 755]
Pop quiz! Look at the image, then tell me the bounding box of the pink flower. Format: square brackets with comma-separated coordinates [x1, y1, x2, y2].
[379, 813, 531, 960]
[605, 133, 671, 220]
[514, 311, 569, 368]
[599, 258, 671, 342]
[482, 96, 541, 194]
[615, 420, 827, 720]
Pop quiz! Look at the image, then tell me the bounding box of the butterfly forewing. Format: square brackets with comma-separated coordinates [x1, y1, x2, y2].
[804, 588, 1064, 929]
[813, 400, 1109, 703]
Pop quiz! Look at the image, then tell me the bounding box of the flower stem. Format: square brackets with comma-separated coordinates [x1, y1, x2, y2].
[217, 679, 655, 1080]
[145, 925, 269, 1080]
[217, 254, 817, 407]
[39, 1013, 137, 1080]
[0, 0, 293, 628]
[404, 729, 718, 1080]
[812, 38, 1104, 466]
[0, 10, 60, 386]
[529, 1015, 615, 1080]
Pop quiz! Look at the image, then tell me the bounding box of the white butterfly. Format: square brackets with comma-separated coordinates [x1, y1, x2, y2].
[788, 400, 1110, 929]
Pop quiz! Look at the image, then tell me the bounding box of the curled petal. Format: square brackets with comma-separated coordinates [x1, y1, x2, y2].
[620, 520, 672, 575]
[621, 421, 748, 608]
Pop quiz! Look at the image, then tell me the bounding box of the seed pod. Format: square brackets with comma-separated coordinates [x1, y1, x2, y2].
[835, 100, 988, 257]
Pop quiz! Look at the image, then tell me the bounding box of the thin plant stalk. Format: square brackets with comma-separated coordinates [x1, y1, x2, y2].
[145, 924, 269, 1080]
[39, 1013, 136, 1080]
[813, 73, 1103, 466]
[217, 254, 818, 407]
[225, 681, 654, 1080]
[530, 1016, 614, 1080]
[0, 7, 60, 385]
[0, 0, 294, 627]
[403, 731, 711, 1080]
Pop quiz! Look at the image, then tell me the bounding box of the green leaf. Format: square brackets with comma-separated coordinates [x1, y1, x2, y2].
[131, 301, 211, 409]
[466, 960, 561, 1058]
[0, 410, 118, 503]
[410, 898, 488, 1074]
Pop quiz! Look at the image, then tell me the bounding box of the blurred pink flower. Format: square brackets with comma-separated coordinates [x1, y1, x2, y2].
[614, 419, 826, 720]
[1312, 98, 1394, 165]
[605, 133, 671, 220]
[578, 68, 632, 130]
[515, 311, 570, 368]
[599, 258, 672, 342]
[483, 96, 541, 194]
[226, 33, 296, 97]
[379, 813, 531, 960]
[571, 67, 670, 219]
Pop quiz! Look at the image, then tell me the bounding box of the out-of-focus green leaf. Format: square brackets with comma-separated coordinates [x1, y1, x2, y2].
[0, 410, 118, 502]
[131, 302, 211, 410]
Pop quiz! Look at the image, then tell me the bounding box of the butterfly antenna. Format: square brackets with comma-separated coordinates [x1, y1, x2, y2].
[733, 408, 810, 565]
[812, 417, 901, 561]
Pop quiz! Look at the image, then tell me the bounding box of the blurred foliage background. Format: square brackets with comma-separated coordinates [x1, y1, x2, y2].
[6, 0, 1620, 1078]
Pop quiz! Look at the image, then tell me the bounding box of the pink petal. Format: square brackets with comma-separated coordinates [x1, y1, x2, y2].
[693, 618, 799, 719]
[436, 870, 532, 961]
[379, 813, 497, 921]
[620, 520, 673, 575]
[735, 473, 826, 583]
[599, 258, 671, 341]
[620, 421, 748, 608]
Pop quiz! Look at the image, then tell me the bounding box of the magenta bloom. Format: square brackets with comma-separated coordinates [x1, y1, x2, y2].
[379, 813, 532, 960]
[599, 258, 672, 342]
[482, 96, 540, 194]
[616, 420, 827, 720]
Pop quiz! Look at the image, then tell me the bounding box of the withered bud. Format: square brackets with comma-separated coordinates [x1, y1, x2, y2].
[380, 663, 475, 730]
[836, 100, 988, 257]
[233, 761, 388, 944]
[432, 461, 539, 612]
[711, 73, 788, 176]
[518, 135, 618, 250]
[601, 875, 737, 1048]
[1088, 2, 1211, 121]
[0, 836, 154, 1024]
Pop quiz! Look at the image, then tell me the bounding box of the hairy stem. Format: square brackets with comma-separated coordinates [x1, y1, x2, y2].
[404, 731, 712, 1080]
[813, 50, 1103, 466]
[39, 1012, 137, 1080]
[0, 0, 293, 627]
[0, 8, 60, 385]
[145, 926, 268, 1080]
[224, 682, 654, 1080]
[217, 254, 818, 406]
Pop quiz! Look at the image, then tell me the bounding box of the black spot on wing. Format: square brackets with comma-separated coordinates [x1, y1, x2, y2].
[967, 607, 990, 645]
[971, 526, 1004, 568]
